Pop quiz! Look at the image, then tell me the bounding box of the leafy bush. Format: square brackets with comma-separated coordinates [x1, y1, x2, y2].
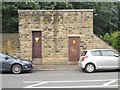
[103, 31, 120, 52]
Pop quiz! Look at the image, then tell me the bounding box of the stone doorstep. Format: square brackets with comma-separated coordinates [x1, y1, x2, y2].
[33, 64, 80, 71]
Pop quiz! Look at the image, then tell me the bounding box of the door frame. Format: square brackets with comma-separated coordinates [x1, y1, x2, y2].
[32, 31, 42, 59]
[68, 35, 80, 62]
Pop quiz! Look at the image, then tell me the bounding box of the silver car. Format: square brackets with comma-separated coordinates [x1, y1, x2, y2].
[78, 49, 119, 73]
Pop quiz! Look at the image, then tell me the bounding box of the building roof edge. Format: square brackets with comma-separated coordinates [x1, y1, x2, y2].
[18, 9, 94, 13]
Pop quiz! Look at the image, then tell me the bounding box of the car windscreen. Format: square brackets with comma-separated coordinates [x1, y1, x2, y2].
[81, 51, 87, 56]
[2, 52, 16, 59]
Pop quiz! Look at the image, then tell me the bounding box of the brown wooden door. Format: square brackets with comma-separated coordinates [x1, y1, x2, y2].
[32, 31, 42, 58]
[68, 37, 80, 61]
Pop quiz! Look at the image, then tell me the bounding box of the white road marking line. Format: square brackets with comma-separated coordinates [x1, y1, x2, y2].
[24, 85, 103, 88]
[24, 82, 48, 88]
[24, 85, 119, 88]
[24, 79, 118, 88]
[105, 85, 119, 87]
[24, 79, 117, 83]
[103, 79, 118, 86]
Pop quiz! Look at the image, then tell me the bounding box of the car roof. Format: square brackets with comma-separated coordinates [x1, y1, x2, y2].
[85, 49, 114, 52]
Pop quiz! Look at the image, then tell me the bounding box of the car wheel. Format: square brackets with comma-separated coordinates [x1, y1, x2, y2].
[85, 63, 95, 73]
[11, 64, 22, 74]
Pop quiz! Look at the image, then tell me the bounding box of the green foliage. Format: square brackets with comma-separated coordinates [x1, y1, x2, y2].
[103, 33, 111, 45]
[103, 31, 120, 52]
[111, 31, 120, 51]
[2, 2, 18, 33]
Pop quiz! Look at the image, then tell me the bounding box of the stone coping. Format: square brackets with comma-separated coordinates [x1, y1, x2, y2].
[68, 35, 81, 37]
[18, 9, 94, 13]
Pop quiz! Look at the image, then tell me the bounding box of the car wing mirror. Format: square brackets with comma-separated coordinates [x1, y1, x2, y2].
[114, 54, 119, 57]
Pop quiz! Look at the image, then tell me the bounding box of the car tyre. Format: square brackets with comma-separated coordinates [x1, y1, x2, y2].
[85, 63, 95, 73]
[11, 64, 22, 74]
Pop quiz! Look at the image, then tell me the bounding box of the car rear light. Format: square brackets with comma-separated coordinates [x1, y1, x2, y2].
[81, 56, 88, 61]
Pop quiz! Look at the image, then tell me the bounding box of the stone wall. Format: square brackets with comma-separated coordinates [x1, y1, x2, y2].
[0, 33, 20, 57]
[18, 10, 114, 64]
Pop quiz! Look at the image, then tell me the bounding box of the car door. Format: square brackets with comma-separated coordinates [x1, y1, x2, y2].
[100, 50, 118, 69]
[118, 56, 120, 69]
[2, 54, 12, 71]
[91, 50, 103, 69]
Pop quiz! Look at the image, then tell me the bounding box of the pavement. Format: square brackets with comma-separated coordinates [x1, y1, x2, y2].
[33, 64, 80, 71]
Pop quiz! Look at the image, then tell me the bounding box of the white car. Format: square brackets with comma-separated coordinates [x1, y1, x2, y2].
[78, 49, 119, 73]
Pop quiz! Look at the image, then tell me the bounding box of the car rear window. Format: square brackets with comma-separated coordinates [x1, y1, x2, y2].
[81, 51, 87, 56]
[91, 51, 101, 56]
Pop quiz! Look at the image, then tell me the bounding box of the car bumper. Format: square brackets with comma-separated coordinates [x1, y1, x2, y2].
[78, 61, 86, 69]
[23, 64, 34, 71]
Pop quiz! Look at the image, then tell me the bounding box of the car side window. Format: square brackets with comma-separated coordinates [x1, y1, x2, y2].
[0, 53, 11, 60]
[101, 50, 116, 56]
[91, 51, 101, 56]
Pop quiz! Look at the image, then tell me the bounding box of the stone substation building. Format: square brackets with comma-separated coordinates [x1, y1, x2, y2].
[18, 9, 113, 64]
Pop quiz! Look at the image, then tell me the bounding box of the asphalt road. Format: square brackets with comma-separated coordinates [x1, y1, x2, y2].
[1, 70, 119, 88]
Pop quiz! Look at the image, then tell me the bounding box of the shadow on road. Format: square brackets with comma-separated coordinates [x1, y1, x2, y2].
[1, 69, 120, 74]
[95, 69, 120, 73]
[1, 70, 34, 74]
